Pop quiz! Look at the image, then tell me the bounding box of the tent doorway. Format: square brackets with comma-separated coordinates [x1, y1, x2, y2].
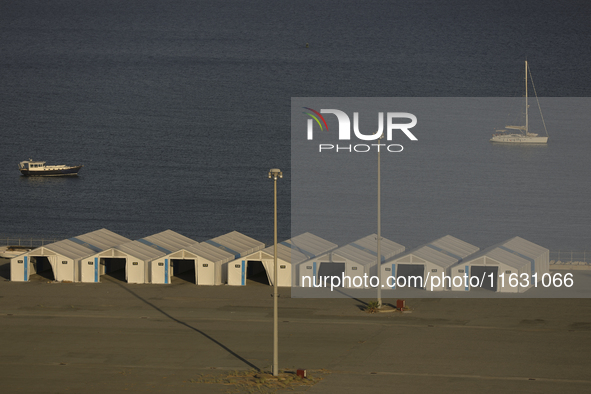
[470, 266, 498, 291]
[172, 259, 196, 283]
[247, 261, 269, 285]
[397, 264, 425, 288]
[31, 256, 55, 281]
[317, 262, 346, 287]
[101, 258, 126, 281]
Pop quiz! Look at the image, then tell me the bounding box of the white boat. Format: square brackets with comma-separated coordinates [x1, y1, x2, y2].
[19, 159, 83, 176]
[0, 245, 32, 259]
[490, 61, 549, 144]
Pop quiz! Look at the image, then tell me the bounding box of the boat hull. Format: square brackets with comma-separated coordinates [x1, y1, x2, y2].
[20, 165, 83, 177]
[490, 135, 548, 144]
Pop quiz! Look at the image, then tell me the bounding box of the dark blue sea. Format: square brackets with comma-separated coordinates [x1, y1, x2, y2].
[1, 0, 590, 251]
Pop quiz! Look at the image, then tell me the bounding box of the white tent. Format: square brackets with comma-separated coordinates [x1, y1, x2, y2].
[73, 228, 131, 282]
[150, 240, 234, 285]
[11, 240, 95, 282]
[298, 234, 405, 289]
[139, 230, 200, 284]
[195, 243, 235, 285]
[227, 232, 337, 287]
[451, 236, 549, 293]
[204, 231, 265, 283]
[81, 240, 166, 284]
[11, 228, 130, 282]
[380, 235, 479, 291]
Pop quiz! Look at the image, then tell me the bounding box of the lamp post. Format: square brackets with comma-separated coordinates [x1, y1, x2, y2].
[377, 135, 383, 308]
[268, 168, 282, 376]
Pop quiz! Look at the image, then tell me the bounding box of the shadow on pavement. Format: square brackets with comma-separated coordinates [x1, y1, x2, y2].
[102, 275, 260, 371]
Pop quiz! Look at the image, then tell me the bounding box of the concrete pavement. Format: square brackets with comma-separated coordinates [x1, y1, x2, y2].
[0, 260, 590, 393]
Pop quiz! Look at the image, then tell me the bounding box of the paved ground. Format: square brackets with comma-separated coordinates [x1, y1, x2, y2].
[1, 260, 590, 393]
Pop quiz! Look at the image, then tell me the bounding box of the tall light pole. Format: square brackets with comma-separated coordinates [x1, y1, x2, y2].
[377, 135, 383, 308]
[268, 168, 282, 376]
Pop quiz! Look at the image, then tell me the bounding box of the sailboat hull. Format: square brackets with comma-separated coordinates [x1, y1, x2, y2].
[490, 134, 548, 144]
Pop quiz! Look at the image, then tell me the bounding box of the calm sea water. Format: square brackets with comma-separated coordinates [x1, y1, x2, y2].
[1, 0, 590, 250]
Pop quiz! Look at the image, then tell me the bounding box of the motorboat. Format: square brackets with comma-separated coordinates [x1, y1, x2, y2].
[19, 159, 83, 176]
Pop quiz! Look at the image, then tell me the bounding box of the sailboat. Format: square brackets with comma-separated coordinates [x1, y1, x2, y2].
[490, 61, 549, 144]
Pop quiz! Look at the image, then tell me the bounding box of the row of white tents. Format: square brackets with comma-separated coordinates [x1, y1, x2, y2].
[292, 234, 548, 293]
[10, 229, 264, 285]
[8, 228, 549, 292]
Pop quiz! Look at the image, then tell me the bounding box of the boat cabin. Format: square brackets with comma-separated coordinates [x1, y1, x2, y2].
[19, 160, 47, 170]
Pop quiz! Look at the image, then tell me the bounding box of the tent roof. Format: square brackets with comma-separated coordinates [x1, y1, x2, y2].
[461, 236, 548, 270]
[23, 229, 133, 261]
[328, 234, 405, 266]
[482, 247, 532, 270]
[503, 236, 549, 259]
[262, 232, 338, 264]
[184, 242, 235, 264]
[140, 230, 198, 254]
[110, 240, 167, 261]
[390, 235, 479, 269]
[29, 240, 97, 260]
[204, 231, 265, 258]
[68, 228, 131, 252]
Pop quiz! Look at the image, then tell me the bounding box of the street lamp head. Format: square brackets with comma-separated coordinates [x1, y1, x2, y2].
[268, 168, 283, 180]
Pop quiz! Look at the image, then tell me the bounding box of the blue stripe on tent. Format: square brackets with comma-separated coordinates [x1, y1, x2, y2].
[94, 257, 99, 282]
[426, 243, 463, 261]
[137, 239, 172, 254]
[465, 265, 469, 291]
[498, 246, 536, 275]
[241, 260, 245, 285]
[391, 264, 396, 289]
[164, 259, 169, 284]
[24, 255, 28, 281]
[313, 261, 317, 286]
[68, 237, 103, 252]
[280, 241, 315, 259]
[205, 240, 241, 259]
[350, 242, 385, 262]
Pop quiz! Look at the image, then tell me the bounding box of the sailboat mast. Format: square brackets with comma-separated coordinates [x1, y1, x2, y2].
[525, 60, 528, 134]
